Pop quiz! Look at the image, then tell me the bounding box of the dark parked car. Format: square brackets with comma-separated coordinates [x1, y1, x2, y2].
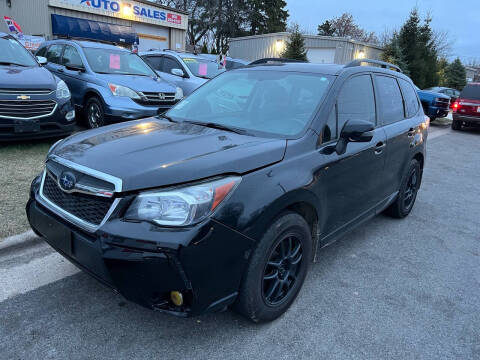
[27, 59, 428, 322]
[425, 86, 460, 108]
[36, 40, 182, 128]
[452, 82, 480, 130]
[0, 33, 75, 140]
[416, 86, 450, 121]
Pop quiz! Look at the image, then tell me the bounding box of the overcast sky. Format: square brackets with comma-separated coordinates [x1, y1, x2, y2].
[286, 0, 479, 63]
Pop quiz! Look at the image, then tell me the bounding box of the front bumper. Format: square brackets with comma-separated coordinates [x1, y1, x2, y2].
[103, 97, 177, 123]
[426, 106, 449, 119]
[26, 181, 253, 317]
[0, 100, 75, 141]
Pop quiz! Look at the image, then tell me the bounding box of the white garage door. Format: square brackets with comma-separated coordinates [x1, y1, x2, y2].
[307, 48, 336, 64]
[133, 23, 169, 52]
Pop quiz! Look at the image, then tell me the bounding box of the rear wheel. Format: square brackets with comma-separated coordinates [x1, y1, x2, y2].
[452, 120, 462, 130]
[233, 212, 312, 323]
[85, 97, 105, 129]
[385, 159, 422, 218]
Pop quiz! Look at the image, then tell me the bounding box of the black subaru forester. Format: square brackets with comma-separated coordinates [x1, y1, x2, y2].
[27, 59, 428, 322]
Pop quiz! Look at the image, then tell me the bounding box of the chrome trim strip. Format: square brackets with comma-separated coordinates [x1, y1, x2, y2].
[39, 170, 121, 233]
[47, 170, 114, 198]
[48, 155, 123, 192]
[459, 102, 480, 107]
[0, 103, 58, 120]
[0, 89, 54, 95]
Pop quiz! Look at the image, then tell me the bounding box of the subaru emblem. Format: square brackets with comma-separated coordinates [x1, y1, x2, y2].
[59, 171, 76, 192]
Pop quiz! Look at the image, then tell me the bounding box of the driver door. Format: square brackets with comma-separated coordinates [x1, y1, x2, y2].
[315, 74, 387, 238]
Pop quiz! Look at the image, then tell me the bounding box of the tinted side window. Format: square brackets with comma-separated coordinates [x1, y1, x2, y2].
[337, 74, 376, 132]
[376, 75, 405, 125]
[399, 79, 419, 118]
[62, 46, 83, 67]
[162, 56, 181, 73]
[46, 44, 63, 64]
[36, 46, 47, 57]
[143, 56, 162, 70]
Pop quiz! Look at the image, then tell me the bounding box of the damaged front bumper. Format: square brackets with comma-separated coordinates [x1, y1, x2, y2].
[26, 178, 253, 317]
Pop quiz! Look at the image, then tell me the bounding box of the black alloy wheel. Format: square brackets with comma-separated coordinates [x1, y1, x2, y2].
[86, 97, 105, 129]
[262, 234, 303, 305]
[403, 166, 419, 211]
[233, 212, 312, 323]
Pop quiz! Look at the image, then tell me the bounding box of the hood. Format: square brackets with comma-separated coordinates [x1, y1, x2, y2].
[417, 89, 449, 99]
[52, 119, 286, 191]
[0, 65, 57, 90]
[96, 73, 176, 93]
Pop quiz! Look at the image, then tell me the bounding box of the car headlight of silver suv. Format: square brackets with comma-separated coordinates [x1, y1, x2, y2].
[125, 176, 241, 226]
[108, 83, 141, 100]
[56, 80, 71, 100]
[174, 87, 184, 100]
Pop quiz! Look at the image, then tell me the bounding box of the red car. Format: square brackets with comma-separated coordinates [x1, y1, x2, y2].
[452, 83, 480, 130]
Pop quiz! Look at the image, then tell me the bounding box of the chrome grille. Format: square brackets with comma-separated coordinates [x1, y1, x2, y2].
[435, 98, 450, 109]
[42, 174, 114, 226]
[39, 157, 122, 232]
[0, 99, 57, 119]
[0, 88, 53, 95]
[137, 92, 176, 106]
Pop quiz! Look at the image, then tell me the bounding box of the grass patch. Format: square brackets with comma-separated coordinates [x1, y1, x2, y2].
[0, 139, 55, 238]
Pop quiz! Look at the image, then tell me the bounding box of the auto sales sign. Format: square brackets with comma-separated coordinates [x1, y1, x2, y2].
[48, 0, 187, 30]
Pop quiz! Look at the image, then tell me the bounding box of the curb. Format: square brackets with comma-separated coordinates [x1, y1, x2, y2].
[0, 230, 40, 252]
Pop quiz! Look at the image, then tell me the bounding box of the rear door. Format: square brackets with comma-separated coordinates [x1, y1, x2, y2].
[317, 73, 387, 237]
[377, 75, 419, 200]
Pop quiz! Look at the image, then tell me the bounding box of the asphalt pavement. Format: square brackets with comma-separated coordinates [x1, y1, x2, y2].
[1, 124, 479, 360]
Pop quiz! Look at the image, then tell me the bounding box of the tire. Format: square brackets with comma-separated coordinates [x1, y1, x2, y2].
[451, 120, 462, 130]
[85, 97, 106, 129]
[233, 212, 312, 323]
[385, 159, 422, 218]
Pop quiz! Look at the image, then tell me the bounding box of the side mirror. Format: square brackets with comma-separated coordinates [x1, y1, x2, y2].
[171, 68, 185, 77]
[65, 63, 85, 72]
[335, 119, 375, 155]
[36, 56, 48, 65]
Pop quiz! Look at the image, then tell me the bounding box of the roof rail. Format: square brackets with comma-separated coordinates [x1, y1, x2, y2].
[345, 59, 402, 73]
[249, 57, 308, 65]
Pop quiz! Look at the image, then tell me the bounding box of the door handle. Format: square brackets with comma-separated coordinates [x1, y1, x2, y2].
[407, 128, 415, 137]
[374, 141, 386, 155]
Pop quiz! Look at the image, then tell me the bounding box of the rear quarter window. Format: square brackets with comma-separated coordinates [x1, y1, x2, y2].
[460, 84, 480, 100]
[398, 79, 420, 118]
[376, 75, 405, 125]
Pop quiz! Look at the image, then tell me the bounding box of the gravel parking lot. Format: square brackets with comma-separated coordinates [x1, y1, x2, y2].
[1, 125, 479, 360]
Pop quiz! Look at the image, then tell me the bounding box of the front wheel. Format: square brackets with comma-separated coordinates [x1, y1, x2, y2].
[233, 212, 312, 323]
[85, 97, 105, 129]
[385, 159, 422, 218]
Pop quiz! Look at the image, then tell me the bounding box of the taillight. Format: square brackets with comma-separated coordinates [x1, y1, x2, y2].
[453, 101, 459, 112]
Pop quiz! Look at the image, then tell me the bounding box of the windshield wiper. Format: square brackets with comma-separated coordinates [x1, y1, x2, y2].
[160, 114, 177, 123]
[196, 75, 211, 80]
[183, 121, 247, 135]
[0, 61, 29, 67]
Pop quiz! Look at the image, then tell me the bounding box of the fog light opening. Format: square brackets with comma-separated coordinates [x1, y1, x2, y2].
[65, 110, 75, 121]
[170, 291, 184, 306]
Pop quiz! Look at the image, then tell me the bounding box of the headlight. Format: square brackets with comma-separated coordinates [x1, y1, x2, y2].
[108, 83, 141, 99]
[125, 176, 241, 226]
[56, 80, 71, 100]
[174, 87, 184, 100]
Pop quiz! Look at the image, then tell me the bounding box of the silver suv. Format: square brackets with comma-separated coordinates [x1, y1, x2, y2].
[140, 50, 225, 96]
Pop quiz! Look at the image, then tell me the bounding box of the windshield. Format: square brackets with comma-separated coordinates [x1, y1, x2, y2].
[0, 36, 37, 67]
[84, 47, 156, 76]
[181, 57, 225, 79]
[167, 70, 332, 137]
